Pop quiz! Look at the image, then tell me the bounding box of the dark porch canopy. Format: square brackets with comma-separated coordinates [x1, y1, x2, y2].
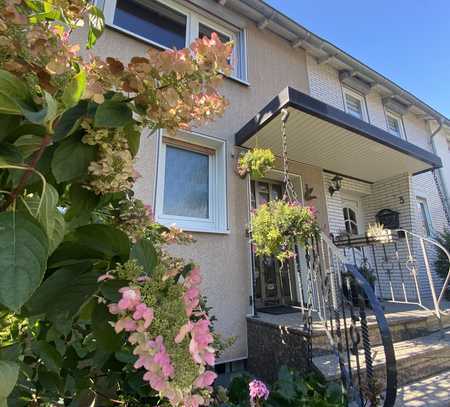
[235, 87, 442, 182]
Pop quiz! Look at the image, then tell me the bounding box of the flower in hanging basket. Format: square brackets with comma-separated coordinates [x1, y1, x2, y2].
[251, 200, 319, 262]
[237, 148, 275, 179]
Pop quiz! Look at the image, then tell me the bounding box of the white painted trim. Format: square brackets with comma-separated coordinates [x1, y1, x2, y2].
[342, 86, 369, 122]
[385, 109, 406, 140]
[103, 0, 247, 82]
[155, 130, 228, 234]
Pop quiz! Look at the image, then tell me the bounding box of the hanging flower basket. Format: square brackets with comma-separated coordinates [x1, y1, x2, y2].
[251, 200, 319, 262]
[237, 148, 275, 179]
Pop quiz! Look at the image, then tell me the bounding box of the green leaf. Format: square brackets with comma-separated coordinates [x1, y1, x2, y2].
[92, 303, 122, 353]
[94, 100, 132, 128]
[71, 224, 130, 261]
[20, 92, 57, 125]
[0, 115, 21, 143]
[0, 143, 23, 164]
[66, 183, 99, 220]
[32, 341, 62, 373]
[51, 137, 96, 183]
[48, 241, 104, 269]
[13, 135, 43, 159]
[124, 124, 140, 157]
[87, 6, 105, 49]
[131, 239, 157, 276]
[0, 360, 19, 400]
[53, 100, 87, 142]
[62, 67, 86, 109]
[0, 70, 33, 116]
[0, 212, 48, 312]
[24, 263, 98, 319]
[20, 184, 64, 254]
[48, 210, 65, 255]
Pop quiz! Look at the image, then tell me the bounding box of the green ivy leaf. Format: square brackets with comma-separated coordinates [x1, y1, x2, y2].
[14, 134, 43, 159]
[0, 212, 48, 312]
[71, 224, 130, 261]
[62, 67, 86, 109]
[131, 239, 157, 276]
[51, 137, 96, 183]
[53, 100, 87, 142]
[24, 263, 98, 320]
[94, 100, 132, 128]
[87, 6, 105, 49]
[0, 360, 19, 400]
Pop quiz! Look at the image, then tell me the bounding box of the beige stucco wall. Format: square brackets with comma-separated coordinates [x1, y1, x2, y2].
[83, 12, 312, 362]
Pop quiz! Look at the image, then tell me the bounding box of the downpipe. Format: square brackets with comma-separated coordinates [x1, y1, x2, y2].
[430, 119, 450, 226]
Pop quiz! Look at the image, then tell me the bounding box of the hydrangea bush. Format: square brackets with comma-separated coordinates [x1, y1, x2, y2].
[0, 0, 232, 405]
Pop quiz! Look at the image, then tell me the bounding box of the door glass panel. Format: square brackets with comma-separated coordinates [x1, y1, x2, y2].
[114, 0, 187, 49]
[262, 256, 278, 300]
[257, 182, 269, 205]
[271, 184, 282, 201]
[250, 181, 256, 210]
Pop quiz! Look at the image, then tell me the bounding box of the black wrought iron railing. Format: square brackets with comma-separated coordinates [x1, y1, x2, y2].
[296, 232, 397, 407]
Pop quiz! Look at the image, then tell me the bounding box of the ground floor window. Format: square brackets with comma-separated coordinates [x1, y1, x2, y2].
[416, 196, 433, 237]
[155, 131, 227, 233]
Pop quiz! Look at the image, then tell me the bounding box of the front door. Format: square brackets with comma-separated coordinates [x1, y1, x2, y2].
[250, 180, 297, 308]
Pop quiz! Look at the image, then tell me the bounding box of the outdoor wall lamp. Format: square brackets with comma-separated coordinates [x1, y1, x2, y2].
[328, 175, 343, 196]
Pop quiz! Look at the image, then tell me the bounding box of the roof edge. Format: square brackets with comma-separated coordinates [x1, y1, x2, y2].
[235, 86, 443, 170]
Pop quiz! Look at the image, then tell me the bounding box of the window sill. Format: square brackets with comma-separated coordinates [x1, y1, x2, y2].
[157, 218, 230, 235]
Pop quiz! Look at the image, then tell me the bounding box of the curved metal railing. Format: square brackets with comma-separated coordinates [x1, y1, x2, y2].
[296, 232, 397, 406]
[333, 229, 450, 330]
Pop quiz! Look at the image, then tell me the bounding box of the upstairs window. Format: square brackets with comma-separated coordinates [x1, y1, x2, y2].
[113, 0, 186, 50]
[416, 197, 433, 237]
[386, 111, 405, 139]
[343, 87, 368, 121]
[104, 0, 247, 82]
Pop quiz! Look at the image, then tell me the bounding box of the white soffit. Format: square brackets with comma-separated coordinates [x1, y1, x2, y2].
[242, 107, 431, 183]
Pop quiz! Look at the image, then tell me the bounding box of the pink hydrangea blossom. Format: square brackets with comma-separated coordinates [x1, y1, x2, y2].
[114, 317, 137, 333]
[133, 303, 154, 328]
[118, 287, 141, 311]
[194, 370, 217, 389]
[249, 379, 270, 401]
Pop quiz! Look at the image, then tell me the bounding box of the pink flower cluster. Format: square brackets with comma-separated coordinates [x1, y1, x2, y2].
[249, 379, 270, 401]
[106, 267, 217, 407]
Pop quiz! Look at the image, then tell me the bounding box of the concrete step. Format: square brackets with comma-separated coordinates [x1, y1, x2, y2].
[313, 329, 450, 389]
[395, 370, 450, 406]
[311, 310, 450, 354]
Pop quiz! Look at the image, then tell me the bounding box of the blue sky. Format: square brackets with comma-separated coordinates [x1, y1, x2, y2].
[266, 0, 450, 117]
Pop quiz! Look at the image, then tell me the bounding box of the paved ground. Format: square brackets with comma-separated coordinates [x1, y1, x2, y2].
[395, 371, 450, 406]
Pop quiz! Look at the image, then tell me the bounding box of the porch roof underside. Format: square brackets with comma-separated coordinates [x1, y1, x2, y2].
[235, 87, 442, 183]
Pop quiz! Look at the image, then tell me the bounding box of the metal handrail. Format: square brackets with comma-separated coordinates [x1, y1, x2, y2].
[298, 232, 397, 406]
[396, 229, 450, 313]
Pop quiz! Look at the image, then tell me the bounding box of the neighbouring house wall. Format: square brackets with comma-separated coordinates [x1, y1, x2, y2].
[306, 54, 449, 238]
[84, 11, 311, 363]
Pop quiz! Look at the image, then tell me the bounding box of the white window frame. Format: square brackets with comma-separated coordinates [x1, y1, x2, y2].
[416, 196, 433, 237]
[342, 87, 368, 122]
[155, 130, 228, 233]
[103, 0, 248, 82]
[385, 110, 406, 139]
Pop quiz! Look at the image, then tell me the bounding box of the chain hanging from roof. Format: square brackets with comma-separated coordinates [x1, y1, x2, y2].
[280, 108, 299, 203]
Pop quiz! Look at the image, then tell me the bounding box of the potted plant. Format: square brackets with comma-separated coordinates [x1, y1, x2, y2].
[366, 222, 393, 244]
[237, 148, 275, 179]
[251, 200, 319, 262]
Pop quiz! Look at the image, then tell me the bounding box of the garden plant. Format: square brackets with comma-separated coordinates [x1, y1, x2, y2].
[0, 0, 232, 405]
